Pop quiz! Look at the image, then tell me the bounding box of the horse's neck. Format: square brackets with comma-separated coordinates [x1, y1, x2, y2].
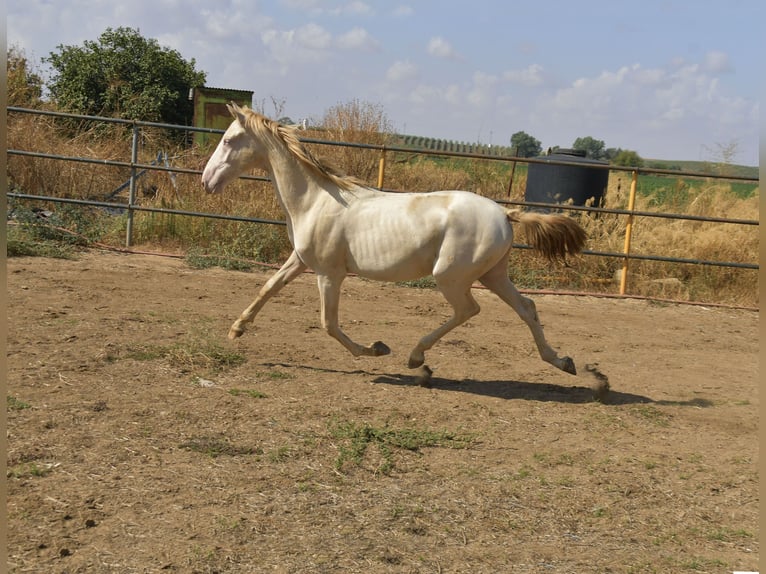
[266, 149, 341, 222]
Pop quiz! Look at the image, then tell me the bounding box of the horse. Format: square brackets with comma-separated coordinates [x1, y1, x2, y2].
[202, 103, 586, 384]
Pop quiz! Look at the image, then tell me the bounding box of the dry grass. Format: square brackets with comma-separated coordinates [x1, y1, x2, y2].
[7, 109, 759, 308]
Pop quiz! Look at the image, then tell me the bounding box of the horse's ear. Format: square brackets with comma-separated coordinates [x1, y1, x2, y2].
[227, 102, 247, 124]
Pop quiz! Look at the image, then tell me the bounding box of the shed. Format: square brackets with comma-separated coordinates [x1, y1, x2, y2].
[191, 86, 254, 147]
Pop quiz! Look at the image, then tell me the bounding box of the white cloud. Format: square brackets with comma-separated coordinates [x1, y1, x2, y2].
[261, 22, 333, 67]
[295, 23, 333, 49]
[467, 71, 498, 108]
[386, 60, 418, 83]
[521, 59, 757, 158]
[408, 84, 440, 105]
[281, 0, 373, 16]
[341, 1, 373, 15]
[336, 27, 378, 50]
[427, 36, 458, 59]
[504, 64, 544, 87]
[704, 50, 733, 74]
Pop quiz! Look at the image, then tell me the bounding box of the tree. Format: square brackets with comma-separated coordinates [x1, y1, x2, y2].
[44, 27, 206, 126]
[572, 136, 606, 159]
[320, 99, 393, 182]
[510, 131, 542, 158]
[611, 150, 644, 168]
[7, 45, 44, 107]
[703, 140, 740, 176]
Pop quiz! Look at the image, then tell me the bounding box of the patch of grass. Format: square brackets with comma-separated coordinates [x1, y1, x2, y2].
[185, 247, 254, 272]
[706, 526, 754, 542]
[165, 342, 246, 372]
[7, 201, 116, 258]
[532, 452, 575, 467]
[395, 276, 437, 289]
[268, 445, 293, 463]
[329, 419, 474, 474]
[228, 388, 267, 399]
[680, 556, 726, 571]
[512, 466, 532, 480]
[108, 336, 246, 372]
[179, 435, 260, 458]
[123, 345, 167, 361]
[630, 405, 671, 427]
[259, 370, 294, 380]
[7, 462, 55, 479]
[6, 235, 79, 259]
[7, 396, 31, 411]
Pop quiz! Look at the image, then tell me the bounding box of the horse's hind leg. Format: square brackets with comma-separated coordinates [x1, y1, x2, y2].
[479, 264, 576, 375]
[229, 250, 307, 339]
[408, 283, 480, 369]
[316, 274, 391, 358]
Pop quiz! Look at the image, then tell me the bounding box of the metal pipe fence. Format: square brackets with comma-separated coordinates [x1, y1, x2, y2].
[7, 106, 760, 296]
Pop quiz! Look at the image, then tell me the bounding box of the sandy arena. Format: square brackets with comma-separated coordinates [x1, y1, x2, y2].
[6, 250, 759, 573]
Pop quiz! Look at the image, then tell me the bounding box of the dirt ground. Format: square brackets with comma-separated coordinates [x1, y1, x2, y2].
[6, 250, 759, 573]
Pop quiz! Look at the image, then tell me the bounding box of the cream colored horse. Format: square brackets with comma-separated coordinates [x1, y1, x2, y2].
[202, 103, 586, 382]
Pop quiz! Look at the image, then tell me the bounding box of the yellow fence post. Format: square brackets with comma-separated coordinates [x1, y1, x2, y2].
[377, 147, 387, 189]
[619, 170, 638, 295]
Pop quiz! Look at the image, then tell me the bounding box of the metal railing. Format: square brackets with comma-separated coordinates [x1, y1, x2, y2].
[7, 106, 759, 301]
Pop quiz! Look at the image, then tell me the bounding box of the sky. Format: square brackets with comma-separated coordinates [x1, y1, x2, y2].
[7, 0, 762, 165]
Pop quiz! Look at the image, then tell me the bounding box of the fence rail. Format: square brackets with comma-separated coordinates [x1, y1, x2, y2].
[7, 106, 760, 300]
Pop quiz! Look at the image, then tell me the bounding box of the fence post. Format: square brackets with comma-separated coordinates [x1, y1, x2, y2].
[506, 147, 518, 198]
[619, 170, 638, 295]
[377, 146, 387, 189]
[125, 123, 139, 247]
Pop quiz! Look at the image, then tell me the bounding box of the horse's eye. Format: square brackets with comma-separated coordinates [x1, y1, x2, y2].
[222, 138, 230, 146]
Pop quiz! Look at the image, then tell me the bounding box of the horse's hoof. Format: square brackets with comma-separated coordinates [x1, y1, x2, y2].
[228, 326, 244, 340]
[560, 356, 577, 375]
[415, 365, 433, 387]
[370, 341, 391, 356]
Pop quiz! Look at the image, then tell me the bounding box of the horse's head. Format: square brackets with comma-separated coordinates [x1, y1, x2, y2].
[202, 102, 263, 194]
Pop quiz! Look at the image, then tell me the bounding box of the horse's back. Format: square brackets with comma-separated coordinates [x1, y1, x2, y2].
[339, 189, 512, 280]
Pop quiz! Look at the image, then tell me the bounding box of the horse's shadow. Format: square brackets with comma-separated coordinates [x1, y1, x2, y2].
[259, 362, 713, 408]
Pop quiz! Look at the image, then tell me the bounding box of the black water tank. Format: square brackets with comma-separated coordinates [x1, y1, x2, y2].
[525, 149, 609, 211]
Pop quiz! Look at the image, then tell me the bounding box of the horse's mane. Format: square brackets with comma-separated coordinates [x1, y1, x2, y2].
[241, 108, 366, 192]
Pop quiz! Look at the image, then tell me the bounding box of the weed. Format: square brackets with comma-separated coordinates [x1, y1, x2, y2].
[106, 333, 246, 374]
[7, 462, 54, 478]
[261, 370, 293, 380]
[396, 277, 436, 289]
[185, 247, 254, 271]
[268, 445, 293, 463]
[329, 419, 473, 474]
[165, 342, 246, 371]
[7, 396, 31, 411]
[681, 556, 726, 571]
[123, 345, 166, 361]
[706, 527, 753, 542]
[591, 506, 608, 518]
[513, 466, 532, 480]
[179, 435, 260, 458]
[228, 388, 267, 399]
[630, 405, 671, 427]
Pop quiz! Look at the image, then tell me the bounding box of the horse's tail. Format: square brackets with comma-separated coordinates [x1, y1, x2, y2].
[505, 209, 586, 261]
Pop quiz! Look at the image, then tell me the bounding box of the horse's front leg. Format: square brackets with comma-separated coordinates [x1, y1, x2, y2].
[228, 250, 307, 339]
[316, 274, 391, 357]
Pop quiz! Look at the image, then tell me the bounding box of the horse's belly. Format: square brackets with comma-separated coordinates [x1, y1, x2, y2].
[345, 235, 437, 281]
